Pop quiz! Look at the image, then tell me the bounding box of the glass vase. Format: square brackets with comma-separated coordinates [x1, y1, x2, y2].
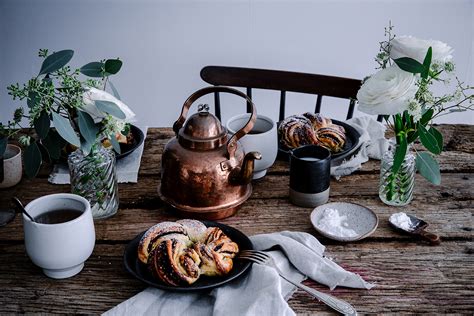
[68, 145, 119, 219]
[379, 140, 416, 206]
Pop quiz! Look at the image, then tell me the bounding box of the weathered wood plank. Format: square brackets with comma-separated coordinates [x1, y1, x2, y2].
[1, 172, 471, 211]
[0, 242, 472, 314]
[1, 194, 471, 242]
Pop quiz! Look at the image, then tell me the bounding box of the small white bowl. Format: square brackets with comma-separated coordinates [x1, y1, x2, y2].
[310, 202, 378, 242]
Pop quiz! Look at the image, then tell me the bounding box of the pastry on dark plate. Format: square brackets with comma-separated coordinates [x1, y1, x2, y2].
[138, 219, 239, 286]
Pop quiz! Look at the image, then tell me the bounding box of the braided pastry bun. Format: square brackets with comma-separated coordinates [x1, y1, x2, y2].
[316, 125, 347, 152]
[194, 227, 239, 276]
[149, 239, 201, 286]
[279, 113, 347, 152]
[278, 115, 319, 149]
[138, 222, 190, 264]
[302, 112, 332, 130]
[138, 220, 239, 286]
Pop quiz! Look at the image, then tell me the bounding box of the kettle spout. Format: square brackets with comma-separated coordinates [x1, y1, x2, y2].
[230, 151, 262, 185]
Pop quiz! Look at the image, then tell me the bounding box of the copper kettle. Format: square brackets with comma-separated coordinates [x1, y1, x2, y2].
[158, 86, 262, 220]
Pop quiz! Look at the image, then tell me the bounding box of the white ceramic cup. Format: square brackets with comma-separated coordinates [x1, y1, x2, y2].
[227, 114, 278, 179]
[23, 193, 96, 279]
[0, 144, 22, 189]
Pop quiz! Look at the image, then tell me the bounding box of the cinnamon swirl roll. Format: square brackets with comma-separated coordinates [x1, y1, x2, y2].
[138, 220, 240, 286]
[148, 239, 201, 286]
[316, 125, 347, 152]
[278, 115, 319, 149]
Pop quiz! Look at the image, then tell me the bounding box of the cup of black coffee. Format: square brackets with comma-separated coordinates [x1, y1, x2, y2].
[289, 145, 331, 207]
[23, 193, 95, 279]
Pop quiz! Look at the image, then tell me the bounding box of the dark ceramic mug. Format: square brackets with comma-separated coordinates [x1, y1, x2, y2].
[289, 145, 331, 207]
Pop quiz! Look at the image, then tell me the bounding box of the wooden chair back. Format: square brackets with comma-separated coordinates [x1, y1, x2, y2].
[200, 65, 383, 122]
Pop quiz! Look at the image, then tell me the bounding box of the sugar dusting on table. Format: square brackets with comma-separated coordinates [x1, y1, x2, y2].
[317, 208, 358, 238]
[389, 212, 413, 231]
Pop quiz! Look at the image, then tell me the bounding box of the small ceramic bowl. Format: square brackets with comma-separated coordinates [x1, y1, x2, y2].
[310, 202, 378, 242]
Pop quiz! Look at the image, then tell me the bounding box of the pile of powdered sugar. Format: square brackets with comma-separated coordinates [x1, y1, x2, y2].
[316, 208, 358, 238]
[389, 212, 413, 231]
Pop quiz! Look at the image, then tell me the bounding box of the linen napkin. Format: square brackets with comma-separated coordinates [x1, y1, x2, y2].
[48, 126, 148, 184]
[104, 231, 374, 316]
[331, 116, 388, 178]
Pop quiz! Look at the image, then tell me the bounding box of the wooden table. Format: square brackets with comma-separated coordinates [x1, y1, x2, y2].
[0, 125, 473, 314]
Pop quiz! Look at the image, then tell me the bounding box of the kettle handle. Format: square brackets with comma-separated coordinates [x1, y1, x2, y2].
[173, 86, 257, 159]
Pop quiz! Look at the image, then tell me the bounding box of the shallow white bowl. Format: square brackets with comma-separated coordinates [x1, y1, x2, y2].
[310, 202, 378, 242]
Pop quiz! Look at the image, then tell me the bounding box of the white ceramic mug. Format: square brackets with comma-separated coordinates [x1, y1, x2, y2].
[227, 114, 278, 179]
[0, 144, 22, 189]
[23, 193, 96, 279]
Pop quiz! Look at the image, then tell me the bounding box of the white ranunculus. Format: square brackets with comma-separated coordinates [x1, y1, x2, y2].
[81, 87, 136, 122]
[390, 35, 453, 64]
[357, 65, 418, 115]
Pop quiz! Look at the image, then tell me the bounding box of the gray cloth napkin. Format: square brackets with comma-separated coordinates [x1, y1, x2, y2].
[104, 231, 374, 316]
[48, 127, 148, 184]
[331, 116, 388, 179]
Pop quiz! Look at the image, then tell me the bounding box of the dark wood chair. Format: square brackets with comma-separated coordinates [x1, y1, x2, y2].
[200, 65, 383, 122]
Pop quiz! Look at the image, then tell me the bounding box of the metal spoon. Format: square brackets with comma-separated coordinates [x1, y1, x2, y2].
[12, 197, 35, 222]
[389, 212, 440, 245]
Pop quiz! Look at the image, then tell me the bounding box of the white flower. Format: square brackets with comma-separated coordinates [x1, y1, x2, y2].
[390, 35, 453, 64]
[407, 99, 422, 122]
[81, 87, 136, 122]
[357, 65, 419, 115]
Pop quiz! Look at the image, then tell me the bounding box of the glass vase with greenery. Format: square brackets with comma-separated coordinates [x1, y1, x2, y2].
[357, 23, 473, 205]
[5, 49, 134, 217]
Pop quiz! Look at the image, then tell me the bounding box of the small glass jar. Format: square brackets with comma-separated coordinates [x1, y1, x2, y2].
[68, 145, 119, 219]
[379, 140, 416, 206]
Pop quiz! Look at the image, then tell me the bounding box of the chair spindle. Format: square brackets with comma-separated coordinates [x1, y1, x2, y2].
[279, 91, 286, 121]
[214, 91, 221, 120]
[315, 95, 322, 114]
[346, 99, 355, 120]
[246, 87, 252, 114]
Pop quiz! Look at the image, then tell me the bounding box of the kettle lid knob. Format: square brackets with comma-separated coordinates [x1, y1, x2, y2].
[178, 104, 227, 150]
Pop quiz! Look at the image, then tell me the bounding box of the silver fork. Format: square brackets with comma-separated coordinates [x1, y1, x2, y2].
[239, 250, 357, 316]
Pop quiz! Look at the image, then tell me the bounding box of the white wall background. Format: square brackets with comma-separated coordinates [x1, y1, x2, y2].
[1, 0, 473, 127]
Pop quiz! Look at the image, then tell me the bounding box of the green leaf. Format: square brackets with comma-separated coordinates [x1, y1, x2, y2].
[109, 134, 121, 154]
[36, 141, 51, 164]
[428, 126, 443, 152]
[0, 137, 7, 157]
[418, 123, 441, 154]
[34, 111, 50, 139]
[24, 141, 42, 178]
[77, 111, 99, 144]
[394, 57, 425, 74]
[27, 91, 41, 108]
[80, 62, 104, 78]
[42, 130, 65, 160]
[80, 138, 94, 156]
[104, 59, 122, 75]
[392, 136, 407, 175]
[407, 130, 419, 144]
[420, 108, 434, 125]
[51, 112, 80, 147]
[422, 47, 432, 79]
[108, 80, 121, 100]
[416, 152, 441, 185]
[39, 50, 74, 75]
[95, 100, 125, 119]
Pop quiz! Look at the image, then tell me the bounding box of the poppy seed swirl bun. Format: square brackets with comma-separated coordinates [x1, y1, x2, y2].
[279, 113, 347, 152]
[138, 220, 239, 286]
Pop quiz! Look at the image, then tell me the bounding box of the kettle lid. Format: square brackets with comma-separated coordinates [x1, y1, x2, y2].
[178, 104, 227, 150]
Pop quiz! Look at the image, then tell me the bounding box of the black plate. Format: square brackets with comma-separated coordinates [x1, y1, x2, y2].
[123, 220, 253, 291]
[116, 124, 145, 160]
[277, 119, 361, 164]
